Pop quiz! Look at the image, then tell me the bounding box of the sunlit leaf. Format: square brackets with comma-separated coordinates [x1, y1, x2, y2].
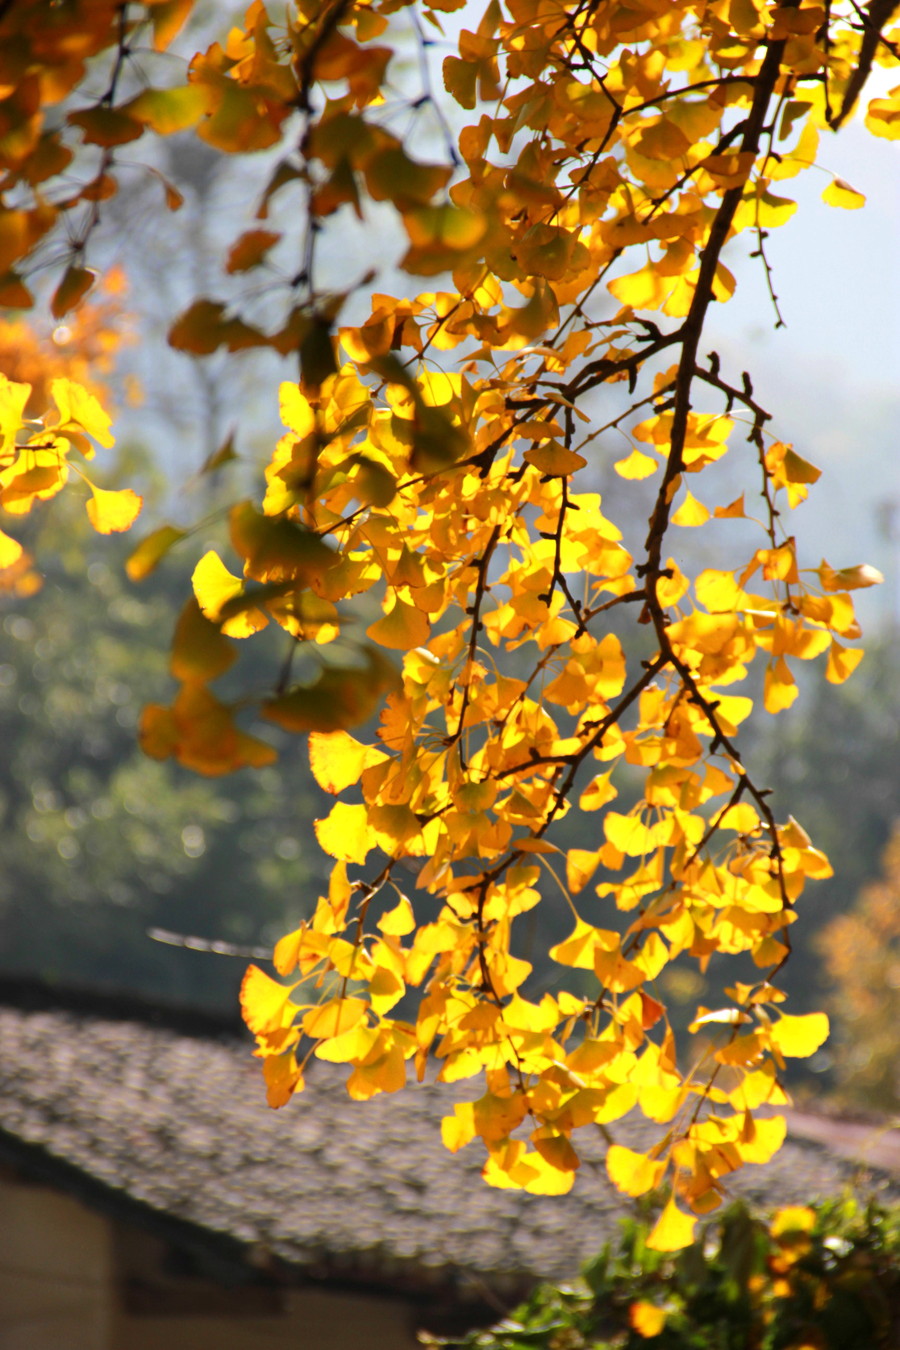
[315, 801, 373, 864]
[240, 965, 300, 1036]
[0, 528, 23, 569]
[769, 1012, 829, 1058]
[821, 177, 865, 209]
[303, 997, 369, 1040]
[606, 1144, 666, 1197]
[615, 448, 658, 479]
[309, 729, 388, 793]
[672, 490, 711, 527]
[630, 1301, 668, 1338]
[51, 378, 114, 448]
[646, 1197, 697, 1252]
[85, 485, 142, 534]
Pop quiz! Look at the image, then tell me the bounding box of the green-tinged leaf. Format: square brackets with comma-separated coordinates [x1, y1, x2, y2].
[170, 598, 236, 682]
[126, 525, 185, 582]
[124, 84, 207, 134]
[263, 652, 399, 733]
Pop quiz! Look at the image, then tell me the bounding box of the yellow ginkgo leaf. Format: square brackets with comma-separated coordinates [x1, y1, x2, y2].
[614, 448, 659, 480]
[51, 377, 115, 448]
[604, 812, 657, 856]
[367, 596, 431, 650]
[826, 640, 864, 685]
[519, 1149, 577, 1195]
[737, 1112, 786, 1164]
[279, 381, 316, 437]
[714, 494, 745, 518]
[308, 729, 388, 794]
[566, 848, 602, 894]
[85, 485, 143, 534]
[608, 262, 671, 311]
[768, 1012, 829, 1058]
[314, 801, 373, 864]
[606, 1144, 667, 1197]
[378, 894, 415, 936]
[764, 656, 798, 714]
[579, 772, 618, 811]
[770, 1205, 816, 1238]
[549, 919, 600, 970]
[302, 996, 368, 1040]
[523, 442, 587, 476]
[192, 549, 243, 620]
[240, 964, 300, 1037]
[315, 1021, 381, 1064]
[672, 490, 710, 527]
[646, 1197, 697, 1252]
[822, 177, 865, 209]
[0, 528, 23, 569]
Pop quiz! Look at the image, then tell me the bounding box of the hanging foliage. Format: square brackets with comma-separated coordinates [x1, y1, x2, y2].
[1, 0, 897, 1240]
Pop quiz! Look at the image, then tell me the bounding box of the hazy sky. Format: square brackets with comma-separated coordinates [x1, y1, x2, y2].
[707, 94, 900, 630]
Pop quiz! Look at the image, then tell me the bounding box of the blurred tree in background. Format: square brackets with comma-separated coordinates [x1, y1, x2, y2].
[817, 822, 900, 1114]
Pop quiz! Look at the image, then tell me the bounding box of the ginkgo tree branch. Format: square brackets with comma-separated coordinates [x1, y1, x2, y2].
[2, 0, 892, 1253]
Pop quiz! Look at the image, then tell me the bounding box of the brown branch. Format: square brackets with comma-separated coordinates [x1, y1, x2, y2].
[445, 524, 501, 762]
[829, 0, 900, 129]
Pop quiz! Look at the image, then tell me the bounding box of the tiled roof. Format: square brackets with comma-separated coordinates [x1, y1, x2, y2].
[0, 981, 894, 1303]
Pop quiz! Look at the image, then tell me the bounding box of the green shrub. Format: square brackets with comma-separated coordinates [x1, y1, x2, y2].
[430, 1195, 900, 1350]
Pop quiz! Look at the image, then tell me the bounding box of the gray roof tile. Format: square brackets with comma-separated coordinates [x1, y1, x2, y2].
[0, 996, 895, 1299]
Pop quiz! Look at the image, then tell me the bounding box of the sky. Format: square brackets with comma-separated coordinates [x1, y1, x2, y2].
[705, 86, 900, 631]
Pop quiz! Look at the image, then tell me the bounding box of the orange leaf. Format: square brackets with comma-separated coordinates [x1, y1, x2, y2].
[262, 1051, 304, 1108]
[630, 1301, 668, 1338]
[226, 229, 281, 273]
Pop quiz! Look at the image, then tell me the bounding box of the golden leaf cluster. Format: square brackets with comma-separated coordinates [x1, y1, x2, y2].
[2, 0, 895, 1242]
